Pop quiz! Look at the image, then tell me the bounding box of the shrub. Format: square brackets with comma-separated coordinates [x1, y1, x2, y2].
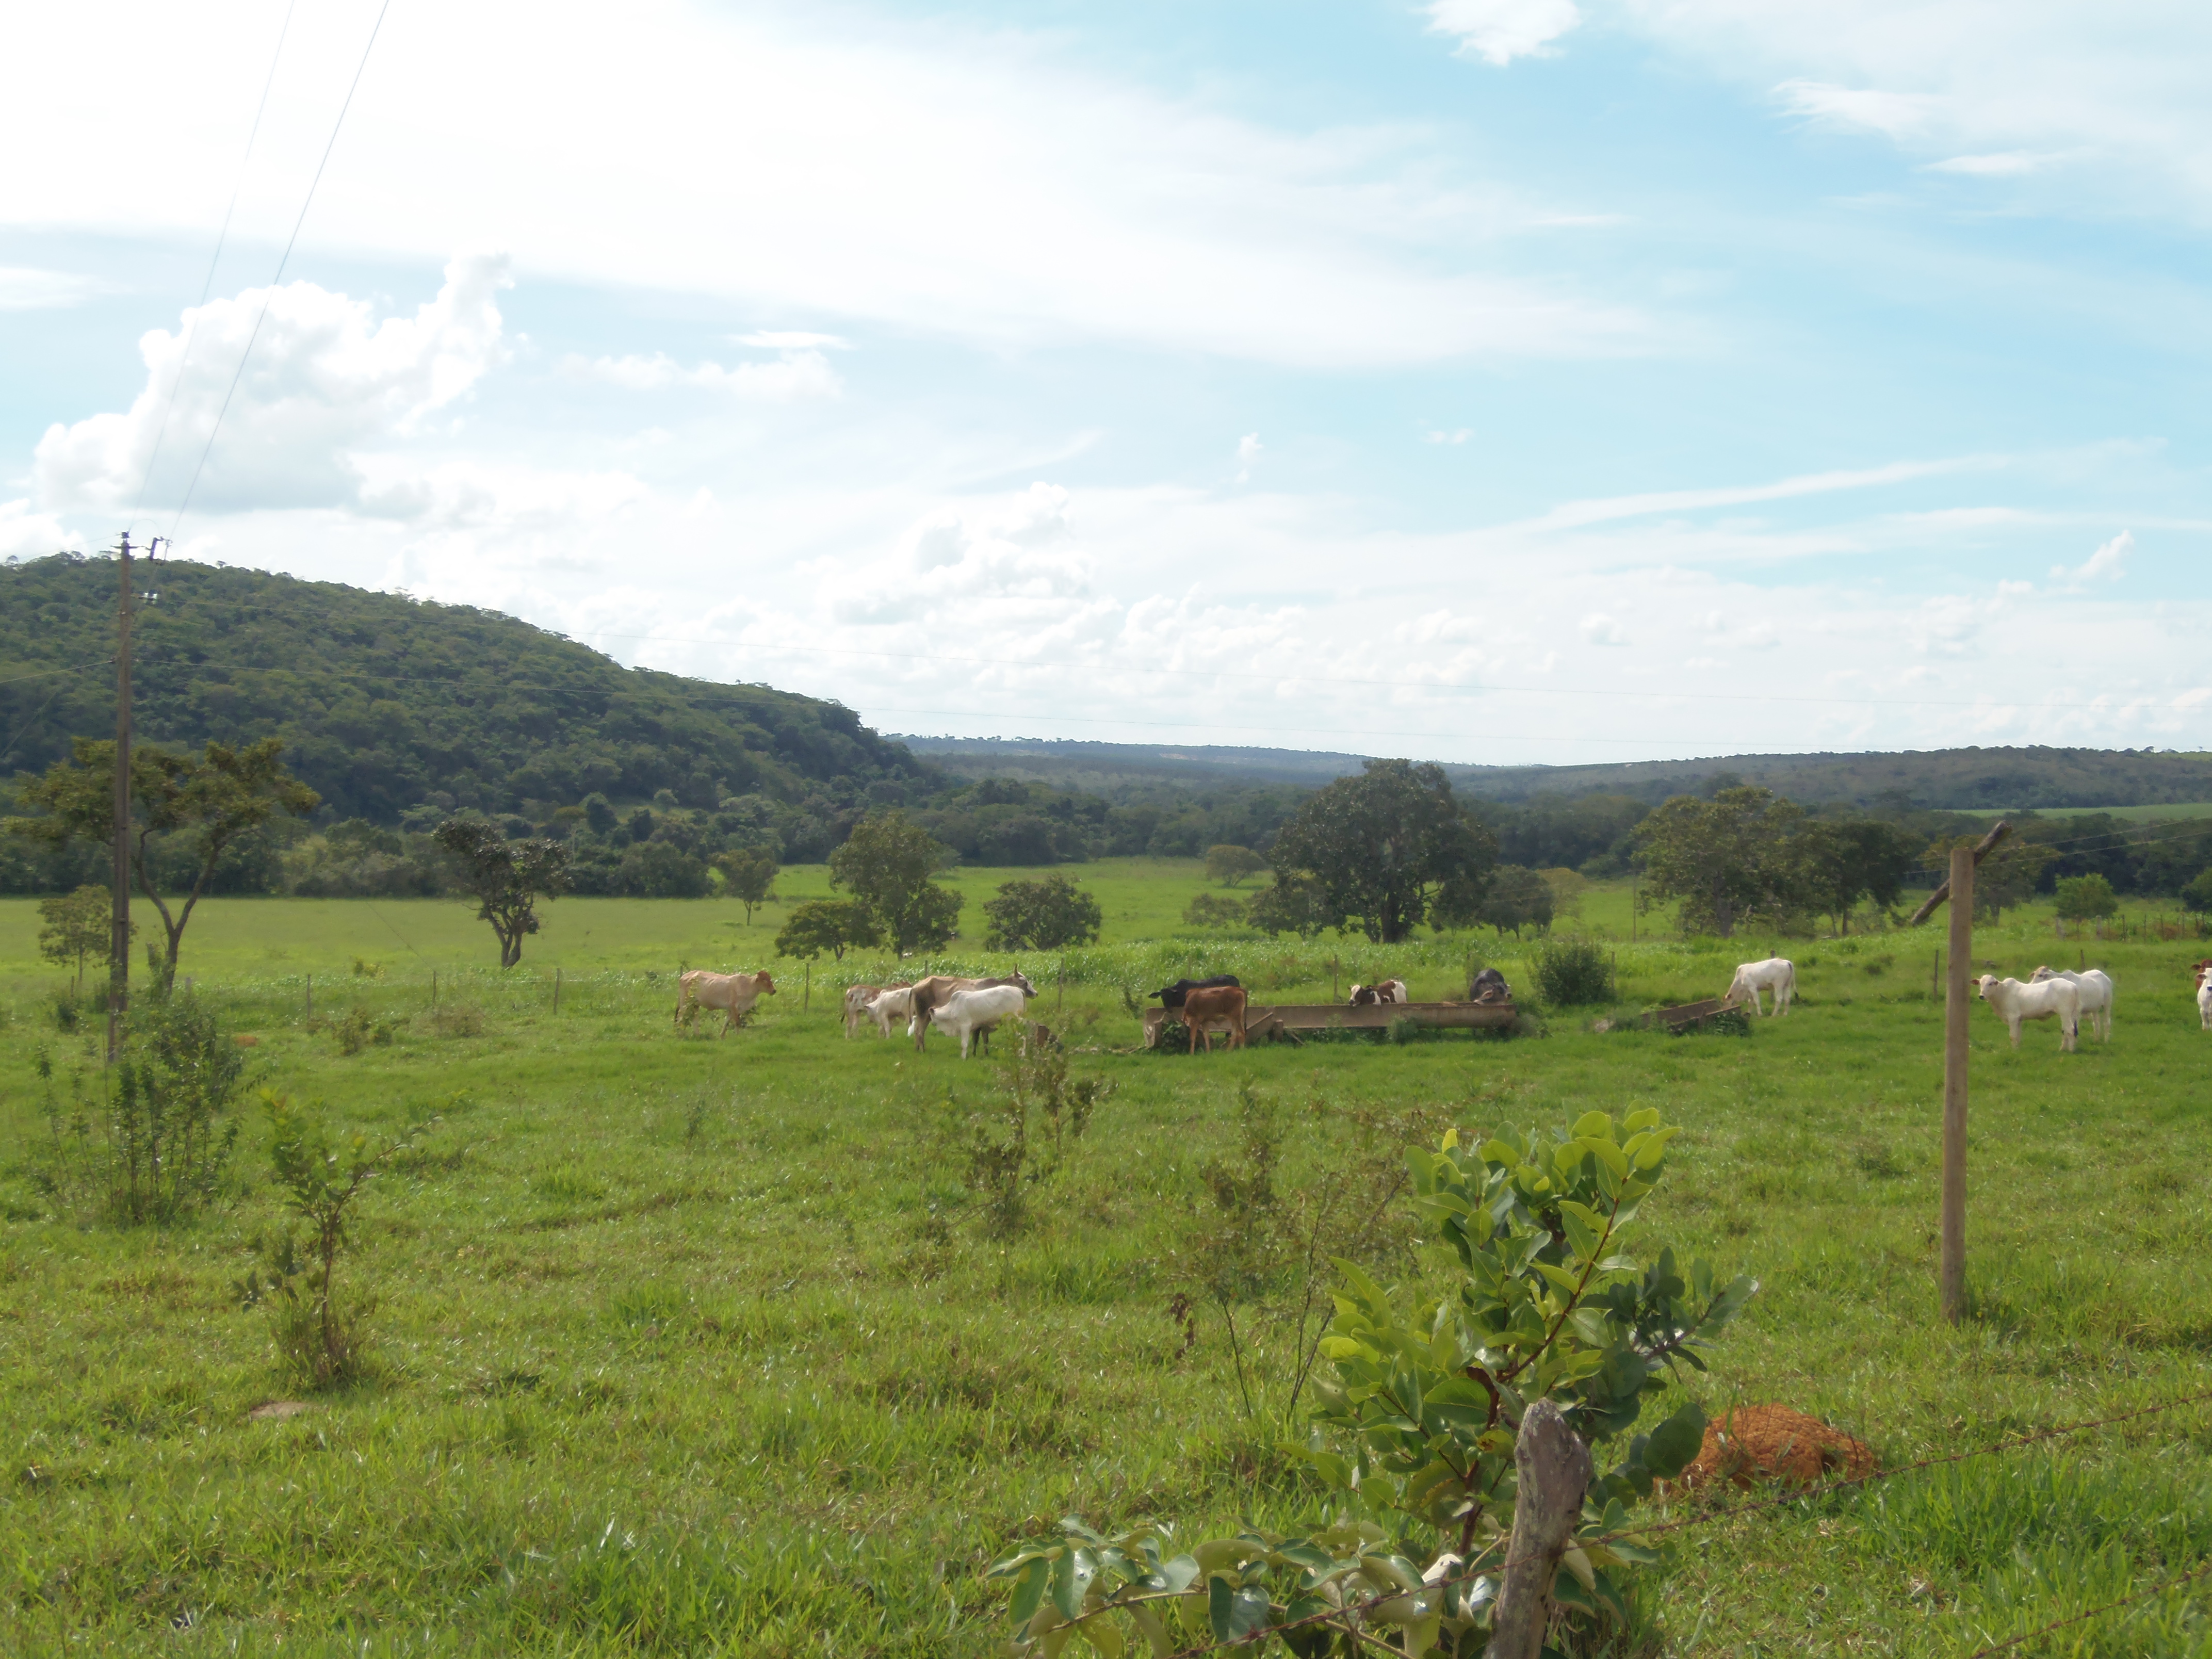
[28, 990, 248, 1225]
[1182, 892, 1247, 929]
[986, 1109, 1752, 1652]
[1531, 937, 1616, 1005]
[983, 873, 1102, 951]
[2053, 872, 2119, 922]
[237, 1094, 435, 1388]
[2185, 868, 2212, 915]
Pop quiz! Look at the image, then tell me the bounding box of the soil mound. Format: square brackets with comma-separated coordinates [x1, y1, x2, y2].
[1677, 1405, 1875, 1491]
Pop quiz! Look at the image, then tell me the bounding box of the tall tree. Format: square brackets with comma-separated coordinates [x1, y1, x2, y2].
[1793, 819, 1919, 934]
[7, 737, 319, 988]
[828, 810, 964, 954]
[774, 899, 883, 963]
[1632, 786, 1806, 938]
[1268, 759, 1495, 944]
[1476, 864, 1555, 938]
[1205, 844, 1266, 887]
[433, 819, 573, 967]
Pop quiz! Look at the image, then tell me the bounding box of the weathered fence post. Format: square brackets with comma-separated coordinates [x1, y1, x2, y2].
[431, 968, 438, 1010]
[1486, 1399, 1591, 1659]
[1907, 821, 2008, 1328]
[803, 961, 810, 1011]
[1056, 957, 1065, 1015]
[554, 966, 562, 1015]
[1940, 847, 1974, 1325]
[304, 972, 312, 1017]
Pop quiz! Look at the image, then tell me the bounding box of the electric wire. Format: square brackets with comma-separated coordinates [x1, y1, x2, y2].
[167, 0, 395, 541]
[128, 0, 300, 522]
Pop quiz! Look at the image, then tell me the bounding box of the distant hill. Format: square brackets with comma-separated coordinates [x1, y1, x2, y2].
[899, 735, 2212, 810]
[0, 553, 932, 823]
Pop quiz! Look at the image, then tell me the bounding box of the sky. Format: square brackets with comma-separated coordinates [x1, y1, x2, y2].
[3, 0, 2208, 767]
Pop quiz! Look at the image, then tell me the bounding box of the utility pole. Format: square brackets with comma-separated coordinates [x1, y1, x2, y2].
[107, 534, 134, 1062]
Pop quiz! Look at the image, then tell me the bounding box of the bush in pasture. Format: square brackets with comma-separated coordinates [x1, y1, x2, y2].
[982, 872, 1102, 950]
[776, 898, 883, 962]
[1206, 843, 1267, 887]
[37, 884, 128, 992]
[27, 990, 248, 1225]
[239, 1093, 435, 1388]
[1532, 937, 1616, 1005]
[1182, 891, 1247, 929]
[963, 1029, 1108, 1237]
[333, 1004, 397, 1055]
[2185, 868, 2212, 915]
[988, 1109, 1752, 1654]
[2053, 872, 2119, 923]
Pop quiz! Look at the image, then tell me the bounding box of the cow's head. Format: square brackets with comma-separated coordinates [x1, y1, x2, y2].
[1009, 971, 1037, 998]
[755, 973, 778, 994]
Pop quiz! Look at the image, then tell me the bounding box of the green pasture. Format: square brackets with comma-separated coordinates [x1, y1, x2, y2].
[3, 870, 2212, 1655]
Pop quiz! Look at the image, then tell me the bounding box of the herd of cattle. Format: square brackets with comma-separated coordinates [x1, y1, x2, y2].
[678, 953, 2212, 1057]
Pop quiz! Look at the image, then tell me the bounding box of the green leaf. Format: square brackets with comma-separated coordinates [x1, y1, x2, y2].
[1209, 1576, 1272, 1643]
[1623, 1105, 1661, 1133]
[1534, 1261, 1584, 1298]
[1127, 1602, 1172, 1658]
[1080, 1613, 1126, 1659]
[1051, 1548, 1098, 1621]
[1642, 1400, 1708, 1479]
[1011, 1555, 1052, 1626]
[1157, 1555, 1199, 1594]
[1581, 1136, 1630, 1178]
[1571, 1111, 1614, 1142]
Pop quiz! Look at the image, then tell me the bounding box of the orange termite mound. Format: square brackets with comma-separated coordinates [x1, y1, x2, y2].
[1674, 1405, 1876, 1491]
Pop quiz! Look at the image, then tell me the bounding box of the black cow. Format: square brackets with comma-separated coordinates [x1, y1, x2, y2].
[1468, 968, 1511, 1004]
[1149, 974, 1241, 1010]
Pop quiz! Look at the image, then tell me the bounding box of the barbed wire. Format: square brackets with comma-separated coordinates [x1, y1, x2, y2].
[1965, 1558, 2212, 1655]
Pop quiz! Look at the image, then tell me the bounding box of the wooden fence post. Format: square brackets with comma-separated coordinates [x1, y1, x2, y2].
[554, 966, 562, 1015]
[803, 961, 810, 1011]
[431, 968, 438, 1010]
[1486, 1399, 1591, 1659]
[1941, 847, 1974, 1325]
[304, 972, 312, 1018]
[1056, 958, 1064, 1015]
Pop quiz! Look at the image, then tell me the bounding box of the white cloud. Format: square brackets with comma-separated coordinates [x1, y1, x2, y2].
[0, 267, 109, 310]
[1235, 433, 1262, 483]
[1776, 79, 1941, 140]
[34, 253, 510, 515]
[2051, 529, 2132, 584]
[1426, 0, 1583, 67]
[565, 347, 841, 400]
[1581, 612, 1629, 646]
[0, 1, 1647, 368]
[0, 498, 85, 558]
[733, 331, 852, 351]
[1925, 152, 2048, 177]
[1519, 454, 2000, 532]
[1426, 428, 1474, 445]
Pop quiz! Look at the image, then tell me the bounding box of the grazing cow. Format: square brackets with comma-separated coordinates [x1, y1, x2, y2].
[864, 985, 915, 1038]
[1347, 979, 1409, 1006]
[1978, 974, 2079, 1052]
[2030, 966, 2116, 1042]
[676, 969, 776, 1035]
[1181, 984, 1249, 1053]
[1722, 958, 1796, 1017]
[1468, 968, 1511, 1004]
[909, 972, 1035, 1051]
[842, 984, 882, 1038]
[1149, 974, 1241, 1010]
[930, 983, 1031, 1058]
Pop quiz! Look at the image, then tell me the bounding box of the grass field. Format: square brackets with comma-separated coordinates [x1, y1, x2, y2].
[4, 866, 2212, 1655]
[2035, 802, 2212, 823]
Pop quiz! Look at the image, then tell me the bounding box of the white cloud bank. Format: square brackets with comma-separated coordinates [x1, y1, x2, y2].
[35, 253, 510, 516]
[2052, 529, 2131, 584]
[564, 347, 842, 401]
[1427, 0, 1584, 66]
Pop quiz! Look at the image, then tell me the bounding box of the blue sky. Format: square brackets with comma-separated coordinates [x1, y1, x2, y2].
[4, 0, 2207, 763]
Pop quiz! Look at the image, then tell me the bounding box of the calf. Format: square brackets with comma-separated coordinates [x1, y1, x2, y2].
[1978, 974, 2079, 1052]
[1181, 984, 1249, 1053]
[1150, 974, 1241, 1010]
[930, 983, 1030, 1058]
[865, 984, 915, 1038]
[2201, 975, 2212, 1032]
[1467, 967, 1511, 1004]
[676, 969, 777, 1035]
[910, 972, 1035, 1051]
[1723, 957, 1796, 1017]
[1347, 979, 1409, 1006]
[2029, 966, 2115, 1042]
[842, 983, 881, 1038]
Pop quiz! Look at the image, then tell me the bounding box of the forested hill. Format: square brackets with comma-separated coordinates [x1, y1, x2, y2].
[0, 552, 930, 825]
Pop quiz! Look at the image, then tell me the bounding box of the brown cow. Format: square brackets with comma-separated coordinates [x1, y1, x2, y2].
[1181, 984, 1248, 1053]
[676, 969, 776, 1035]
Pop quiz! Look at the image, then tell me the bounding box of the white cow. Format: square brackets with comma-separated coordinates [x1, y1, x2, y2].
[929, 983, 1032, 1058]
[842, 983, 881, 1038]
[2200, 977, 2212, 1032]
[1723, 957, 1796, 1017]
[863, 985, 915, 1038]
[676, 969, 777, 1035]
[2029, 966, 2115, 1042]
[1978, 974, 2079, 1052]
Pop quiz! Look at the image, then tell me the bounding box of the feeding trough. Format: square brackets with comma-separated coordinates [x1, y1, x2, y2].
[1142, 999, 1518, 1048]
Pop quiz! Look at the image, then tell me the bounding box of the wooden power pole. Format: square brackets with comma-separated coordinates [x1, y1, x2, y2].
[1909, 820, 2010, 1325]
[107, 534, 134, 1062]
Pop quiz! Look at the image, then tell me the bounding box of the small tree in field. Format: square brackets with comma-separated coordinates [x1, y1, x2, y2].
[7, 736, 319, 988]
[434, 818, 572, 967]
[38, 884, 128, 991]
[829, 810, 963, 954]
[983, 873, 1102, 950]
[2054, 872, 2119, 924]
[714, 846, 778, 922]
[1206, 844, 1267, 887]
[775, 899, 883, 962]
[1270, 760, 1495, 944]
[2184, 868, 2212, 915]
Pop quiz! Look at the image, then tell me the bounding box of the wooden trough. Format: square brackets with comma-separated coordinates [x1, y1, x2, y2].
[1642, 996, 1733, 1033]
[1143, 999, 1517, 1048]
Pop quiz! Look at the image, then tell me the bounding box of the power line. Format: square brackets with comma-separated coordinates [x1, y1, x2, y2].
[168, 0, 394, 539]
[129, 0, 300, 521]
